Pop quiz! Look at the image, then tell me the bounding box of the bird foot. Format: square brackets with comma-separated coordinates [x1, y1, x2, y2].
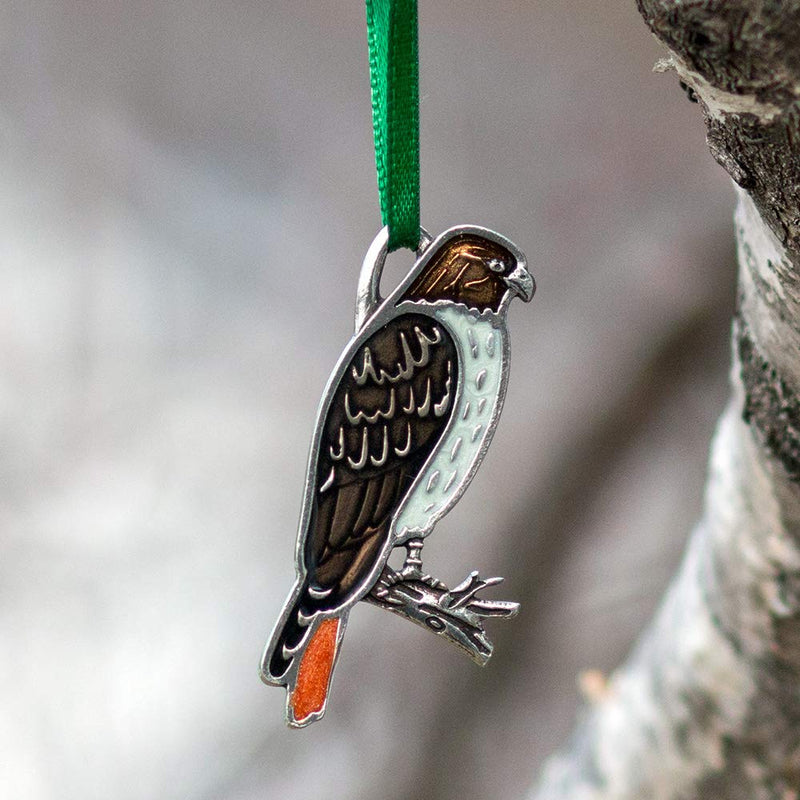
[364, 564, 519, 665]
[371, 566, 444, 595]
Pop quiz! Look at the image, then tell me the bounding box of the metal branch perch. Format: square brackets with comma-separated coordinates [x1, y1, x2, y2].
[532, 2, 800, 798]
[365, 553, 519, 665]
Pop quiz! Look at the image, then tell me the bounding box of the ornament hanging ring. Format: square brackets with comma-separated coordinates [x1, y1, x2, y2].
[354, 225, 432, 331]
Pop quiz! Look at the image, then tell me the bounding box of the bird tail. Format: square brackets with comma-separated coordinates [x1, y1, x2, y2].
[260, 585, 347, 727]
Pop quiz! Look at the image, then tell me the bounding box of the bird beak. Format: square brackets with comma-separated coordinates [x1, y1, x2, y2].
[503, 263, 535, 303]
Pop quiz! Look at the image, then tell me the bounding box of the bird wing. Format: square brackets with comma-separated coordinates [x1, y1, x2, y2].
[301, 311, 458, 609]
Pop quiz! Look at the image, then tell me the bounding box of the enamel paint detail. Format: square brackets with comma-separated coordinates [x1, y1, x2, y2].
[391, 306, 505, 542]
[261, 225, 533, 728]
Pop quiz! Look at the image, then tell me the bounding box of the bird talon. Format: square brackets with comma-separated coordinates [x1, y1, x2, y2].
[421, 574, 447, 590]
[398, 564, 424, 581]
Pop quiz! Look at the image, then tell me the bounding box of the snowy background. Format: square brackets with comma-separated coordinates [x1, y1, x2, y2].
[0, 2, 734, 798]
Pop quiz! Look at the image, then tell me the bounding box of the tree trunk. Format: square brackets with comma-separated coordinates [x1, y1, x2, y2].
[532, 3, 800, 798]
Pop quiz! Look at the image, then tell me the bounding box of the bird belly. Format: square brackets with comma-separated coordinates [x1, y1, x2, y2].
[391, 305, 507, 544]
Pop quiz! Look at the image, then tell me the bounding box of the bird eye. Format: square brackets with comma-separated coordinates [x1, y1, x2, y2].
[488, 258, 505, 273]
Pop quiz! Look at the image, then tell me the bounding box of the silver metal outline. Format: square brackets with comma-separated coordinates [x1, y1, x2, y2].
[260, 224, 533, 724]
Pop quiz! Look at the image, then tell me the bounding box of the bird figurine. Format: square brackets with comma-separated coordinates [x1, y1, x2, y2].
[261, 225, 534, 727]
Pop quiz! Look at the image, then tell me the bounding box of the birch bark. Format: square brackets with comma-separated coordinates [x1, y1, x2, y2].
[532, 2, 800, 797]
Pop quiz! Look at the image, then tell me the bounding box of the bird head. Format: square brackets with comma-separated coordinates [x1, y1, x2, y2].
[401, 230, 534, 314]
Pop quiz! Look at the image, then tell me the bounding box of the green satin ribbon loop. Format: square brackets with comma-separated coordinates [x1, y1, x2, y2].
[366, 0, 420, 252]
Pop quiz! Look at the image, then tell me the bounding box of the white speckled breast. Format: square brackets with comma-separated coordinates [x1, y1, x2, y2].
[391, 304, 507, 543]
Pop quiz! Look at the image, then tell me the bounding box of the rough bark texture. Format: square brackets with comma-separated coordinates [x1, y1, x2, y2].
[641, 0, 800, 263]
[532, 2, 800, 798]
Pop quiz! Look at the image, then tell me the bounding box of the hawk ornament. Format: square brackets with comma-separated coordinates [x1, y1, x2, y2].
[261, 225, 534, 727]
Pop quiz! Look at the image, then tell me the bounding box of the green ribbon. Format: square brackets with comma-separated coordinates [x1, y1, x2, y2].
[365, 0, 420, 252]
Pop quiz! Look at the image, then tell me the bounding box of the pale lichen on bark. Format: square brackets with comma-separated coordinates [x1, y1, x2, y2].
[531, 2, 800, 798]
[640, 0, 800, 258]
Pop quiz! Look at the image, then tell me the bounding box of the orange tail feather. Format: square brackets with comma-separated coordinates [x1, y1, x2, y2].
[289, 617, 341, 726]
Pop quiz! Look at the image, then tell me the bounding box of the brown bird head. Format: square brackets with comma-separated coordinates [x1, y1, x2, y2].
[401, 230, 534, 314]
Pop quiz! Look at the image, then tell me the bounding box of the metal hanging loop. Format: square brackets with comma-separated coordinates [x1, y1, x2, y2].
[354, 225, 432, 331]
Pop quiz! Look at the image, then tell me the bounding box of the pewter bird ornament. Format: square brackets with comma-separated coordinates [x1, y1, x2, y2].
[261, 225, 534, 727]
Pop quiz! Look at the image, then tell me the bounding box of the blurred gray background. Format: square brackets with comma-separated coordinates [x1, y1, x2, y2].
[0, 2, 735, 799]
